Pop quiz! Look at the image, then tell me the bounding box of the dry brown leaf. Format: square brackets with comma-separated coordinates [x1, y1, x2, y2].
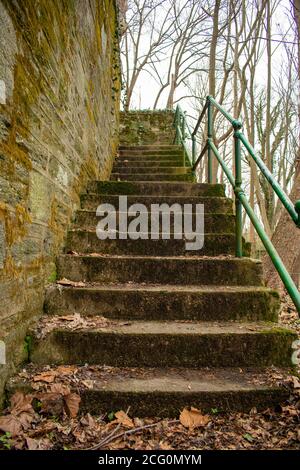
[56, 365, 78, 376]
[179, 407, 210, 429]
[292, 376, 300, 389]
[115, 410, 134, 428]
[82, 379, 94, 389]
[33, 371, 57, 383]
[0, 415, 22, 436]
[10, 392, 34, 416]
[80, 413, 98, 429]
[26, 437, 39, 450]
[64, 393, 81, 418]
[57, 278, 85, 287]
[38, 392, 65, 416]
[50, 383, 71, 396]
[17, 411, 35, 430]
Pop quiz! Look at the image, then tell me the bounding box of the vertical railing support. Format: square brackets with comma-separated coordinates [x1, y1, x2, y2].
[207, 98, 213, 183]
[233, 120, 243, 258]
[174, 107, 179, 145]
[192, 135, 196, 166]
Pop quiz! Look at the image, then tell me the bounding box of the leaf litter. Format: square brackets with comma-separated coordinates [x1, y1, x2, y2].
[33, 313, 128, 339]
[0, 294, 299, 450]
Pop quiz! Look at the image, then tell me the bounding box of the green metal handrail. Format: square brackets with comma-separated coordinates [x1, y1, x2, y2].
[173, 95, 300, 313]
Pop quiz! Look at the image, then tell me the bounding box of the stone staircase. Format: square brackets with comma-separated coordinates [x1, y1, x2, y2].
[8, 135, 297, 417]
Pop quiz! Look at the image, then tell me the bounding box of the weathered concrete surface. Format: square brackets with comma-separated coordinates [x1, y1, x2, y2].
[65, 230, 238, 256]
[57, 255, 264, 285]
[6, 366, 290, 416]
[119, 112, 175, 145]
[0, 0, 120, 403]
[30, 321, 297, 368]
[44, 284, 280, 322]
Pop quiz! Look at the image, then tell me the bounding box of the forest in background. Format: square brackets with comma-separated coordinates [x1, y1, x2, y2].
[120, 0, 300, 290]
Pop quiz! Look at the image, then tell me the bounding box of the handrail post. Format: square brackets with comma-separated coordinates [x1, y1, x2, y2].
[233, 120, 243, 258]
[181, 114, 185, 143]
[207, 98, 213, 183]
[192, 135, 196, 166]
[174, 107, 179, 145]
[295, 201, 300, 227]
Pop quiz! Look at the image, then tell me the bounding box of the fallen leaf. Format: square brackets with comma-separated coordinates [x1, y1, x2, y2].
[56, 365, 78, 376]
[57, 278, 85, 287]
[50, 383, 71, 396]
[17, 411, 35, 430]
[115, 410, 134, 428]
[179, 407, 210, 429]
[10, 392, 33, 413]
[292, 376, 300, 389]
[33, 371, 57, 383]
[0, 415, 22, 436]
[82, 379, 94, 389]
[26, 437, 39, 450]
[64, 393, 81, 418]
[38, 392, 65, 416]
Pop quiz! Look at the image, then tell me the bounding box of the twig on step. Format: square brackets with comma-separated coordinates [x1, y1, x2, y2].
[84, 417, 180, 450]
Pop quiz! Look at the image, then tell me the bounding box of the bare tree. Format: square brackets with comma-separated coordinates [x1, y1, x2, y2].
[121, 0, 174, 110]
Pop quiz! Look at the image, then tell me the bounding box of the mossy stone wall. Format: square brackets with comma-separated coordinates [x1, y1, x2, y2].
[0, 0, 120, 402]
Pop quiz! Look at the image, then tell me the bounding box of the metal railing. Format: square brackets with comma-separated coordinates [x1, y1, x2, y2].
[174, 95, 300, 313]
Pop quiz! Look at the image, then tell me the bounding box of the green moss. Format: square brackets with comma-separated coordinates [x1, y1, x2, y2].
[47, 269, 57, 283]
[96, 181, 139, 195]
[23, 335, 32, 361]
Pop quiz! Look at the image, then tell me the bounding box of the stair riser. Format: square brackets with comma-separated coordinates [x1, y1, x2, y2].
[80, 195, 233, 213]
[112, 166, 191, 174]
[73, 212, 235, 233]
[116, 157, 185, 164]
[44, 286, 280, 322]
[110, 174, 195, 182]
[30, 330, 296, 368]
[57, 256, 263, 285]
[119, 150, 183, 156]
[114, 159, 184, 167]
[86, 181, 226, 197]
[80, 388, 287, 416]
[119, 146, 182, 151]
[65, 232, 236, 256]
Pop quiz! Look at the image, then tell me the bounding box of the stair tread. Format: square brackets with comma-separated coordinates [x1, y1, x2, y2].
[36, 319, 294, 335]
[50, 283, 276, 293]
[8, 365, 289, 394]
[59, 253, 252, 260]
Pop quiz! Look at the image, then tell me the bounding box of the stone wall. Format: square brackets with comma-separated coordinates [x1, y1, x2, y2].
[119, 110, 175, 145]
[0, 0, 120, 402]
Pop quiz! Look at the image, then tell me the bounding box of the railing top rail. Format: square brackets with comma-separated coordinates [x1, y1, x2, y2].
[192, 100, 208, 137]
[173, 95, 300, 313]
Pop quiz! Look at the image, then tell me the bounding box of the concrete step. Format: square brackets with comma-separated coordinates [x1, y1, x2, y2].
[119, 146, 183, 156]
[45, 284, 280, 322]
[116, 155, 185, 162]
[80, 194, 234, 213]
[65, 231, 237, 256]
[57, 255, 264, 286]
[110, 173, 195, 182]
[86, 181, 226, 197]
[73, 210, 235, 233]
[111, 166, 191, 175]
[114, 159, 184, 168]
[6, 366, 290, 416]
[29, 320, 297, 368]
[119, 145, 182, 151]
